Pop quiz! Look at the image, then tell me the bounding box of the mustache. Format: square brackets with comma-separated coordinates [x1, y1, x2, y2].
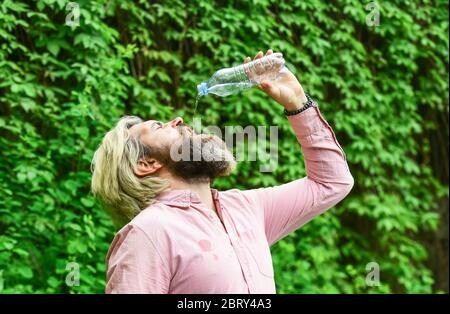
[178, 122, 190, 129]
[176, 122, 193, 135]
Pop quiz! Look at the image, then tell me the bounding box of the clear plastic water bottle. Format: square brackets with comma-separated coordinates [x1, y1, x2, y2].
[197, 52, 286, 97]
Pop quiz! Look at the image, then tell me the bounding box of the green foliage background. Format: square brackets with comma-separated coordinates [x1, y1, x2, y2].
[0, 0, 448, 293]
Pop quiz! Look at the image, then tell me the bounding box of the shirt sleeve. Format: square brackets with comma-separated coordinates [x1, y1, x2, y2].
[105, 224, 171, 294]
[242, 106, 354, 246]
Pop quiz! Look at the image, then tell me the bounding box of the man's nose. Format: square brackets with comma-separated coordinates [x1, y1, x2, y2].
[167, 117, 183, 128]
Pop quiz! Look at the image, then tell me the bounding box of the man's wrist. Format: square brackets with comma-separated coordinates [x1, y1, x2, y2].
[284, 93, 317, 116]
[283, 94, 308, 111]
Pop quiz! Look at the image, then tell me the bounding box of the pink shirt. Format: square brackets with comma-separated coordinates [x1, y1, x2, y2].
[105, 107, 354, 294]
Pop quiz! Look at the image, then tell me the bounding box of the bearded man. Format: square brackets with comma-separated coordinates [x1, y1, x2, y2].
[91, 50, 354, 294]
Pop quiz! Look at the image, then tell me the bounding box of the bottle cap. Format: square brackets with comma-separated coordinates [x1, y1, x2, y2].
[197, 82, 208, 96]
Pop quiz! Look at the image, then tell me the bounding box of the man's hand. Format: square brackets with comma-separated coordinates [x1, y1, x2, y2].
[245, 50, 307, 111]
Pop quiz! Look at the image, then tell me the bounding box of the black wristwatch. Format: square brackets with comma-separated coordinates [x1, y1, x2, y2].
[283, 93, 317, 116]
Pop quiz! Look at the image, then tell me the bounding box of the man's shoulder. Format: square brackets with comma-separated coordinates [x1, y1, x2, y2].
[131, 202, 174, 229]
[114, 202, 175, 242]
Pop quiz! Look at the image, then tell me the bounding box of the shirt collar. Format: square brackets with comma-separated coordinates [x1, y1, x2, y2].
[155, 188, 220, 209]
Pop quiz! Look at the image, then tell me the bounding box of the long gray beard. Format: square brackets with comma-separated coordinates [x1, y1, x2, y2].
[163, 127, 236, 183]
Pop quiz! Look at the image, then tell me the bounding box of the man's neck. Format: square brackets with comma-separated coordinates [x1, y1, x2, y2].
[164, 176, 216, 214]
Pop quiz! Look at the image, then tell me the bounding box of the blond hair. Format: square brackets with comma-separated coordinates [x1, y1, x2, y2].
[91, 116, 170, 228]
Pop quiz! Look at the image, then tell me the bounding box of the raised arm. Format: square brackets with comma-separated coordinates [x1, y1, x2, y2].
[242, 50, 354, 245]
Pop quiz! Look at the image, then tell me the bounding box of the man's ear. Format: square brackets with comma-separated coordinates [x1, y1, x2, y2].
[134, 158, 163, 177]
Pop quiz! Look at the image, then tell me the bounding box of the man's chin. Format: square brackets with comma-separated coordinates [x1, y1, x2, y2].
[164, 133, 237, 181]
